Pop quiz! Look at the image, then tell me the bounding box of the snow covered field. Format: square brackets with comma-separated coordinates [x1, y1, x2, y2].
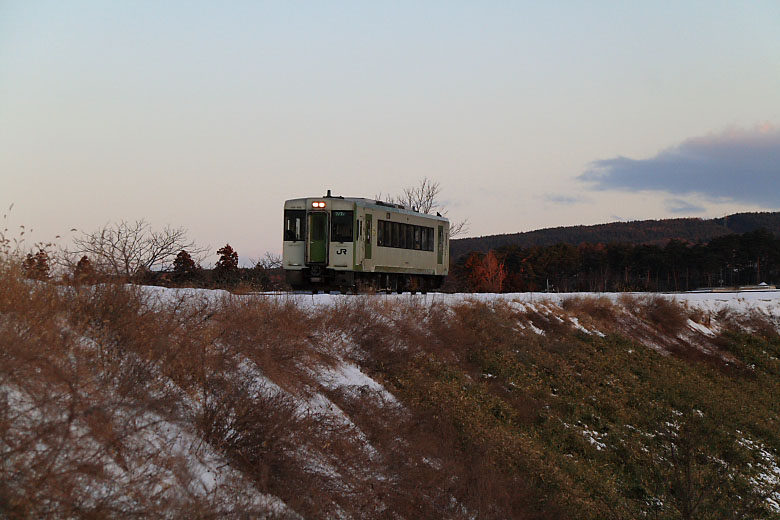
[142, 285, 780, 317]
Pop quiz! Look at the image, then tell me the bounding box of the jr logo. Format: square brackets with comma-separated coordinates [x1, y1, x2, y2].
[336, 248, 347, 255]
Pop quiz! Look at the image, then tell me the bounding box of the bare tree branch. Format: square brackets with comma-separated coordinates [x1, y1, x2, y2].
[255, 252, 282, 270]
[448, 218, 469, 238]
[380, 178, 469, 238]
[65, 220, 206, 277]
[400, 177, 440, 214]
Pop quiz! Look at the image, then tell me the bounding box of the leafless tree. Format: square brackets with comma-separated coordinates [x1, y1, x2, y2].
[377, 177, 469, 237]
[65, 220, 206, 277]
[254, 251, 282, 270]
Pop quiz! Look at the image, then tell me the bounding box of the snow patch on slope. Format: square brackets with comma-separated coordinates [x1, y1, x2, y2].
[320, 363, 399, 407]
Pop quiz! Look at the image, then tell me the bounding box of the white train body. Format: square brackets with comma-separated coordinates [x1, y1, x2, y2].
[283, 194, 449, 291]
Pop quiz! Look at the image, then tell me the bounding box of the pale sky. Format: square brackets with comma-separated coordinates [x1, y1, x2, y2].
[2, 1, 779, 264]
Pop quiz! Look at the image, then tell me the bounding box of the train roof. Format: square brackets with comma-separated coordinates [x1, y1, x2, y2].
[285, 195, 450, 223]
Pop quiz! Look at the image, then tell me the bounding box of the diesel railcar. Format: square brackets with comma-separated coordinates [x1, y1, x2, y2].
[283, 192, 449, 292]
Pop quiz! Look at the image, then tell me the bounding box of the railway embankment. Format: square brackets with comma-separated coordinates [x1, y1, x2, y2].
[2, 267, 779, 518]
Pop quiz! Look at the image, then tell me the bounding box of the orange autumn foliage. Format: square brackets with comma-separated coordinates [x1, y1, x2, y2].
[464, 250, 507, 292]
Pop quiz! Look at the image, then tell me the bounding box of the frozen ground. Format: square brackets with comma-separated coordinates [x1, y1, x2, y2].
[142, 285, 780, 318]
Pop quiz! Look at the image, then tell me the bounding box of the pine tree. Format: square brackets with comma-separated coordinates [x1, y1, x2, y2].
[22, 250, 50, 280]
[215, 244, 238, 271]
[173, 250, 197, 274]
[74, 255, 93, 280]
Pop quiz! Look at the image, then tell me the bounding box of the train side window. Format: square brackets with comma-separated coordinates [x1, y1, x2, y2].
[385, 222, 390, 247]
[332, 211, 354, 242]
[376, 219, 438, 250]
[284, 210, 306, 241]
[385, 221, 391, 246]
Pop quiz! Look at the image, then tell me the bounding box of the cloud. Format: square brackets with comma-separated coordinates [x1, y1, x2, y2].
[665, 198, 705, 215]
[544, 194, 587, 205]
[579, 125, 780, 207]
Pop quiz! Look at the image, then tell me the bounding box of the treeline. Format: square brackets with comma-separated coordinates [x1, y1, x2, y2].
[15, 220, 290, 292]
[19, 217, 780, 294]
[136, 245, 286, 291]
[22, 243, 287, 292]
[451, 211, 780, 258]
[453, 229, 780, 293]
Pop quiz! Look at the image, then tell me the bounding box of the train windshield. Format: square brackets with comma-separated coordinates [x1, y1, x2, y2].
[331, 210, 354, 242]
[284, 210, 306, 241]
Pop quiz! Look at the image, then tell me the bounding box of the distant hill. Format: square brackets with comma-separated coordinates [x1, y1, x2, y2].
[451, 211, 780, 259]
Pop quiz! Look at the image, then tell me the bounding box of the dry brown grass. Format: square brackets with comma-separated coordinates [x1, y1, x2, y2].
[642, 296, 689, 334]
[615, 294, 690, 336]
[6, 251, 774, 519]
[3, 267, 531, 517]
[292, 297, 566, 518]
[311, 298, 581, 518]
[729, 309, 780, 340]
[1, 276, 204, 515]
[0, 265, 306, 517]
[562, 295, 617, 323]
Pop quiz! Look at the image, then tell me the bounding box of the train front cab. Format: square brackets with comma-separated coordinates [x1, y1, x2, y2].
[283, 198, 356, 290]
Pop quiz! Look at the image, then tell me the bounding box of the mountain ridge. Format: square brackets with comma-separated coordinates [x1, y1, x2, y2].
[451, 211, 780, 259]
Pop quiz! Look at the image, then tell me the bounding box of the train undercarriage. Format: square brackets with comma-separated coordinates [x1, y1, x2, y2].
[286, 267, 444, 294]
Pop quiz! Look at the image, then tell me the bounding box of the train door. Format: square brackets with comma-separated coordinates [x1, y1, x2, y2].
[307, 212, 328, 264]
[365, 214, 372, 260]
[355, 212, 364, 266]
[437, 225, 444, 265]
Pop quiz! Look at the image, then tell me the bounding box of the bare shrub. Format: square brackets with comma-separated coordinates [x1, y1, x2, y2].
[0, 269, 295, 518]
[322, 297, 401, 366]
[196, 376, 321, 507]
[451, 300, 519, 349]
[737, 309, 780, 340]
[211, 297, 334, 394]
[562, 295, 616, 322]
[641, 296, 689, 334]
[616, 292, 642, 313]
[618, 294, 688, 335]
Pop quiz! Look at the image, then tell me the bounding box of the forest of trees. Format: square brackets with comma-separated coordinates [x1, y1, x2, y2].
[453, 229, 780, 293]
[451, 212, 780, 259]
